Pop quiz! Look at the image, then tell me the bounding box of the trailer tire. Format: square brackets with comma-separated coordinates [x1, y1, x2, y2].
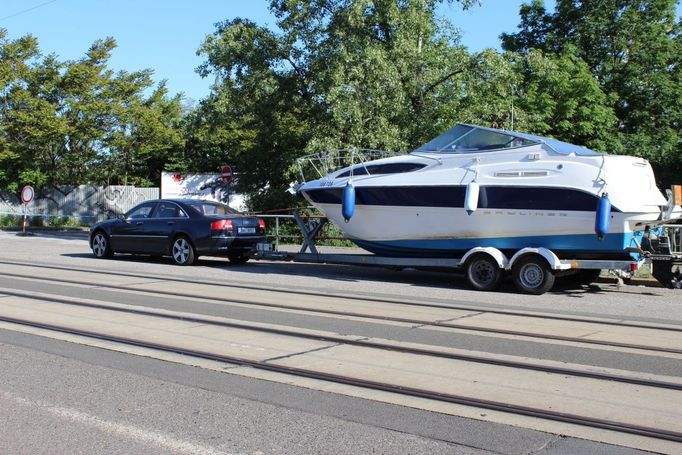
[466, 254, 502, 291]
[512, 255, 555, 295]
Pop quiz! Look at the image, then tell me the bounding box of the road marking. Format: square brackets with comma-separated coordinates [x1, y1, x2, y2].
[1, 390, 250, 455]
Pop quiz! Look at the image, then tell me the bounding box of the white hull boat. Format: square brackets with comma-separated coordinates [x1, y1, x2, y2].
[297, 124, 681, 260]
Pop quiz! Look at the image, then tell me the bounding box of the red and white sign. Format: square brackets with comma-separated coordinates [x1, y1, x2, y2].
[20, 185, 34, 204]
[221, 165, 233, 183]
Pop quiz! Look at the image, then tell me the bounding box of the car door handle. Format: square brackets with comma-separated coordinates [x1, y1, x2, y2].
[167, 221, 175, 226]
[136, 221, 143, 225]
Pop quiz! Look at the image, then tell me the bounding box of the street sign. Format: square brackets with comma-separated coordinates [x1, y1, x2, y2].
[221, 165, 233, 183]
[20, 185, 34, 204]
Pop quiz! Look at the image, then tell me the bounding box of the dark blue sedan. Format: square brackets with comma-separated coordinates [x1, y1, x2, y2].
[89, 199, 266, 265]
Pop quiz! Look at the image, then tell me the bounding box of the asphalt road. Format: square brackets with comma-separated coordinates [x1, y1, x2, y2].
[1, 230, 680, 454]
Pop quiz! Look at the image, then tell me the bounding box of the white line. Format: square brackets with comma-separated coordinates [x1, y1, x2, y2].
[1, 390, 246, 455]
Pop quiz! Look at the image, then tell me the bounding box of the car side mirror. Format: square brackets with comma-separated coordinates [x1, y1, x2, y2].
[118, 213, 128, 222]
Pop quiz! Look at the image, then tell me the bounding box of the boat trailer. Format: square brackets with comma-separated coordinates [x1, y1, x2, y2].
[254, 211, 682, 294]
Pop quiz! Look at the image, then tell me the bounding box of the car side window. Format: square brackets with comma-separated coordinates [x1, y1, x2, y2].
[127, 203, 156, 219]
[152, 202, 186, 218]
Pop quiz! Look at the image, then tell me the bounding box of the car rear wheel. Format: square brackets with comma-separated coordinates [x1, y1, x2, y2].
[171, 236, 196, 266]
[91, 231, 113, 259]
[227, 253, 250, 264]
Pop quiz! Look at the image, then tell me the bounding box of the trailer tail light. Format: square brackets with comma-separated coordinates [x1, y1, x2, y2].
[258, 219, 266, 230]
[211, 219, 233, 231]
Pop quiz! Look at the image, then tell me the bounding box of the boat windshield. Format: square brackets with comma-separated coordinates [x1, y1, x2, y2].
[413, 124, 538, 153]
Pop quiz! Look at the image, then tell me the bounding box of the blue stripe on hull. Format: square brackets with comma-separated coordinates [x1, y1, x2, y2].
[351, 232, 640, 258]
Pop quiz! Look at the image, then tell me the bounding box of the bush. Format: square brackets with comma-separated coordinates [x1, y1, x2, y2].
[46, 215, 90, 228]
[0, 214, 21, 228]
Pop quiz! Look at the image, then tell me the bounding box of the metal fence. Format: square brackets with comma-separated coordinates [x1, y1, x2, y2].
[0, 185, 159, 223]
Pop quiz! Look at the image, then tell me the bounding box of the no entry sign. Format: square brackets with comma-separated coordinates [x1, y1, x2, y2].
[20, 185, 34, 204]
[221, 165, 233, 183]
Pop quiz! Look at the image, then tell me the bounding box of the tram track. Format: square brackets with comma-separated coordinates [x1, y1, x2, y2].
[0, 312, 681, 444]
[2, 287, 681, 391]
[1, 258, 679, 333]
[1, 266, 681, 356]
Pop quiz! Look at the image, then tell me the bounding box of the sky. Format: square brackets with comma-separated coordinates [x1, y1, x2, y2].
[0, 0, 677, 103]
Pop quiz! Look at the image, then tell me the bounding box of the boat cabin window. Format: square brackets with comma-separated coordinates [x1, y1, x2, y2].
[336, 162, 426, 178]
[414, 125, 537, 153]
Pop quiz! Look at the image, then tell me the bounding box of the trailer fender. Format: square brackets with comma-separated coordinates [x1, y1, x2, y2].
[460, 247, 508, 269]
[509, 247, 570, 271]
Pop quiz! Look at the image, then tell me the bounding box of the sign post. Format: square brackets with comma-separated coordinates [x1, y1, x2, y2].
[19, 185, 34, 236]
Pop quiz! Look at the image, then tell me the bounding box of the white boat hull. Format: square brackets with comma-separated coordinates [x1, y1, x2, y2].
[309, 201, 654, 258]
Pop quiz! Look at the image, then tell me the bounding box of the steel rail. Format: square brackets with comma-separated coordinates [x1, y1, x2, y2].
[1, 314, 681, 443]
[2, 288, 681, 391]
[1, 271, 681, 355]
[0, 259, 679, 333]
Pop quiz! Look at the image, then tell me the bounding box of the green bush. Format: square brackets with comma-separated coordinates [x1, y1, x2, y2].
[46, 216, 67, 228]
[46, 215, 90, 228]
[0, 214, 21, 228]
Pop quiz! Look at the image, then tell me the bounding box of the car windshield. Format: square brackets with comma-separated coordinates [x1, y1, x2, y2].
[413, 124, 537, 153]
[186, 202, 240, 216]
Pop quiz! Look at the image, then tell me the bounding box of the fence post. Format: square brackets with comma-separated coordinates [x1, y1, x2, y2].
[275, 216, 280, 249]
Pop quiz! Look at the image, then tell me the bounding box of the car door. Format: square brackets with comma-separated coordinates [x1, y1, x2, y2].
[145, 201, 189, 254]
[110, 201, 158, 252]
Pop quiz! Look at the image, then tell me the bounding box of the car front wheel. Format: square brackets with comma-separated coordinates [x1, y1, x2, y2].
[171, 236, 196, 266]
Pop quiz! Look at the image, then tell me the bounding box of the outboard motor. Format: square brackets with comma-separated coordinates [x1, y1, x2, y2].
[465, 181, 479, 216]
[342, 182, 355, 222]
[595, 193, 611, 240]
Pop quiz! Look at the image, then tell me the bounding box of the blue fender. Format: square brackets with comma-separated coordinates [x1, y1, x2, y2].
[595, 193, 611, 240]
[342, 182, 355, 222]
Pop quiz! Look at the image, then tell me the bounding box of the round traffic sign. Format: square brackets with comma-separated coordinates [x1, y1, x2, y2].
[20, 185, 34, 204]
[221, 165, 233, 183]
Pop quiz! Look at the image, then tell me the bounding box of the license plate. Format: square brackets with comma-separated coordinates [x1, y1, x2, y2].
[238, 227, 256, 234]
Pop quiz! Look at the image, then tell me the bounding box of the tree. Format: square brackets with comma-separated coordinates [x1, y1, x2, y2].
[193, 0, 478, 209]
[501, 0, 682, 185]
[0, 30, 185, 190]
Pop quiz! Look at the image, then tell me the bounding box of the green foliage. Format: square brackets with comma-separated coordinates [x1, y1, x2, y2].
[0, 30, 185, 189]
[2, 0, 682, 216]
[44, 215, 88, 228]
[502, 0, 682, 185]
[0, 214, 20, 228]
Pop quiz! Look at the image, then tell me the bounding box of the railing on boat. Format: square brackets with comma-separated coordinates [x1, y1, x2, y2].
[295, 148, 402, 183]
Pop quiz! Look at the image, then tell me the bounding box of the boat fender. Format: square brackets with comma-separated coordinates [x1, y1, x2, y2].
[465, 181, 479, 216]
[595, 193, 611, 240]
[342, 182, 355, 222]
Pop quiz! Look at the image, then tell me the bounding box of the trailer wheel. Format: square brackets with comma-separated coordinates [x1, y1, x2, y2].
[512, 255, 555, 295]
[466, 254, 502, 291]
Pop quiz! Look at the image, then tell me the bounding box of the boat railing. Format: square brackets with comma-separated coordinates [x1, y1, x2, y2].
[296, 148, 401, 182]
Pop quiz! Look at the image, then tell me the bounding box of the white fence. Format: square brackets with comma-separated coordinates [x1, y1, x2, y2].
[0, 185, 160, 223]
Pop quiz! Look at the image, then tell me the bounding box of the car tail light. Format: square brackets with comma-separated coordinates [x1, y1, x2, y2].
[630, 262, 638, 272]
[211, 219, 233, 231]
[258, 219, 266, 230]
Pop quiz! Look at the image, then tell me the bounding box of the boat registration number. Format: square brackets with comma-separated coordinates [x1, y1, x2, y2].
[238, 227, 256, 234]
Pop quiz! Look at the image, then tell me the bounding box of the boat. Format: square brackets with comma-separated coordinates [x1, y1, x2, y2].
[296, 123, 681, 260]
